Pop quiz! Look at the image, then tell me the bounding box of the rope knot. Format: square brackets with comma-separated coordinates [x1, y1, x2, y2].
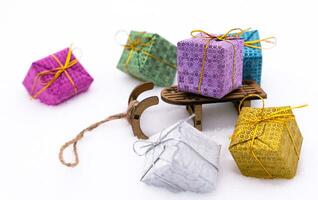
[124, 38, 141, 50]
[126, 100, 139, 124]
[123, 33, 152, 51]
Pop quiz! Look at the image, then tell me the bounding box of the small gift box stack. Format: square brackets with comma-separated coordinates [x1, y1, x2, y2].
[177, 28, 272, 99]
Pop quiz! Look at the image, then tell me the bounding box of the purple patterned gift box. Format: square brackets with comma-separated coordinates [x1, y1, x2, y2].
[23, 48, 94, 105]
[177, 30, 244, 99]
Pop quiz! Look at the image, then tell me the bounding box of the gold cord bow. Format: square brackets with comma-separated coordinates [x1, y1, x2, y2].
[123, 33, 176, 74]
[223, 27, 276, 49]
[31, 48, 78, 99]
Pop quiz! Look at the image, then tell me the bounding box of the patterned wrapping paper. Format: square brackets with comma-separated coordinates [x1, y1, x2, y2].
[241, 30, 262, 84]
[137, 117, 221, 193]
[229, 106, 303, 179]
[23, 48, 94, 105]
[177, 35, 244, 99]
[117, 31, 177, 87]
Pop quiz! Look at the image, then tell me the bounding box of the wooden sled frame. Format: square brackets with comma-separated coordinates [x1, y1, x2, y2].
[128, 82, 159, 139]
[161, 81, 267, 131]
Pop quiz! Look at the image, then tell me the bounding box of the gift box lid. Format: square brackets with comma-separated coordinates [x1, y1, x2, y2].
[230, 106, 294, 150]
[146, 119, 221, 168]
[178, 34, 244, 50]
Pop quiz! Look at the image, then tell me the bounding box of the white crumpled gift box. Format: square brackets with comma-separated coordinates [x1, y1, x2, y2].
[134, 115, 221, 193]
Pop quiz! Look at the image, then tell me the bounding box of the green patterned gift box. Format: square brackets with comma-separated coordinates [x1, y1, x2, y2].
[117, 31, 177, 87]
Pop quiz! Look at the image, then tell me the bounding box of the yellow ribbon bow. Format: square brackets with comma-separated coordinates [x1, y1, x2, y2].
[231, 94, 307, 178]
[220, 27, 276, 49]
[123, 32, 176, 74]
[31, 48, 78, 99]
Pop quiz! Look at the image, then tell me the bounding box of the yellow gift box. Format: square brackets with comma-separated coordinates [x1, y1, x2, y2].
[229, 94, 306, 179]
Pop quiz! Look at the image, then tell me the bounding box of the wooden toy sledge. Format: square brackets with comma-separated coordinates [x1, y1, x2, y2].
[161, 81, 267, 131]
[128, 82, 159, 139]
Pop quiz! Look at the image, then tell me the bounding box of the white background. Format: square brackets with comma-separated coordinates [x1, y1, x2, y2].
[0, 0, 317, 199]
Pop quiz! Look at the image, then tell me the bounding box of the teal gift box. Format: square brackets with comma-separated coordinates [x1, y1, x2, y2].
[117, 31, 177, 87]
[241, 30, 262, 84]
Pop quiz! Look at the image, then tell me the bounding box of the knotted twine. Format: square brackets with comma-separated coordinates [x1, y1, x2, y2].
[59, 100, 139, 167]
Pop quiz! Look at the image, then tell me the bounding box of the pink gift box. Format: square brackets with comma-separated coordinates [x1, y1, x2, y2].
[23, 48, 93, 105]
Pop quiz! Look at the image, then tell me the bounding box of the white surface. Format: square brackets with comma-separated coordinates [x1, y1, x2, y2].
[0, 0, 317, 199]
